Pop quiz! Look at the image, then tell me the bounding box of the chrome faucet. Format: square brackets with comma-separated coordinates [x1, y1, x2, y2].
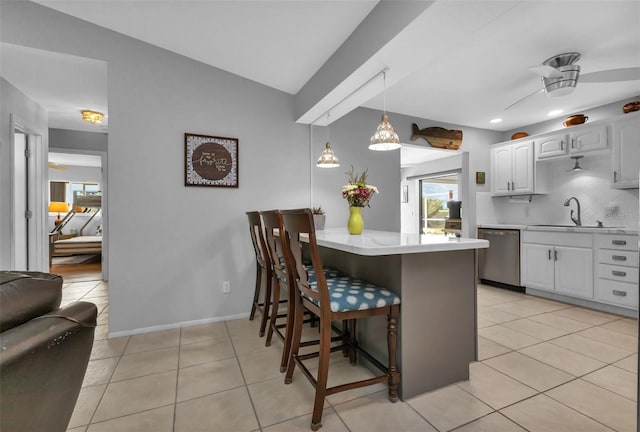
[563, 196, 582, 226]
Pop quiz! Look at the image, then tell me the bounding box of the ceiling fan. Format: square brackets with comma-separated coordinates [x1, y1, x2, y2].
[505, 52, 640, 110]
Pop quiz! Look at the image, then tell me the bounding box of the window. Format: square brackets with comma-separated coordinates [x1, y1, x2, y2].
[419, 173, 460, 235]
[49, 181, 99, 205]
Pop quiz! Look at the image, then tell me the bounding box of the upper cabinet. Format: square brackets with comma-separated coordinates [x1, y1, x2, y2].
[535, 124, 608, 161]
[611, 113, 640, 189]
[491, 140, 544, 196]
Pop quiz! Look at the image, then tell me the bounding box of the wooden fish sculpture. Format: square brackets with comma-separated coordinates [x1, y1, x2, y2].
[411, 123, 463, 150]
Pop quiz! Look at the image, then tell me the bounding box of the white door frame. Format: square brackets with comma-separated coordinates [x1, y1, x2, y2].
[10, 114, 47, 271]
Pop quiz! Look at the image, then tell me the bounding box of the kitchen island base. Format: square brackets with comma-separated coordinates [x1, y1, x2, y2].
[318, 247, 478, 400]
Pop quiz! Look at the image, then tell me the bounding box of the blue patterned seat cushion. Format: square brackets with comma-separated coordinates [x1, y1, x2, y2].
[275, 262, 342, 284]
[308, 275, 400, 312]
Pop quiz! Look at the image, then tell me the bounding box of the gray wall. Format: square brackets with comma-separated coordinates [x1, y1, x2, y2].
[1, 1, 403, 335]
[49, 128, 107, 152]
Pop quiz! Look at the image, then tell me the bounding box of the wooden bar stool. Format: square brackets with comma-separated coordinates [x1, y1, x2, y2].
[261, 210, 343, 372]
[246, 211, 272, 337]
[280, 208, 401, 431]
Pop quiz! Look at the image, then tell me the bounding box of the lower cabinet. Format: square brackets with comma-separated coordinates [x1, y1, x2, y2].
[596, 234, 639, 310]
[522, 239, 593, 299]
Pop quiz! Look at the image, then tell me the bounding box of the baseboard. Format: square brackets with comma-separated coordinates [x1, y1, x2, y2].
[107, 312, 251, 339]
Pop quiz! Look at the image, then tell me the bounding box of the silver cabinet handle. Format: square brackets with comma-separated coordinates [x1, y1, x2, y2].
[548, 249, 552, 260]
[571, 138, 576, 149]
[507, 181, 510, 191]
[554, 250, 558, 261]
[612, 270, 627, 277]
[612, 255, 627, 261]
[613, 290, 627, 297]
[613, 171, 618, 183]
[560, 140, 564, 150]
[511, 181, 515, 190]
[612, 240, 627, 246]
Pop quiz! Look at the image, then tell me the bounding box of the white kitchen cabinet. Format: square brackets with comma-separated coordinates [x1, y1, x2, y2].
[491, 140, 540, 195]
[535, 124, 608, 161]
[611, 114, 640, 189]
[521, 231, 593, 299]
[595, 234, 639, 310]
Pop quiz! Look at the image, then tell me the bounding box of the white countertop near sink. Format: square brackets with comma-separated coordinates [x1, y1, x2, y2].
[478, 224, 638, 235]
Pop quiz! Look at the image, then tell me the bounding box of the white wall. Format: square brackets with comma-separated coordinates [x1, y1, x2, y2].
[0, 77, 49, 270]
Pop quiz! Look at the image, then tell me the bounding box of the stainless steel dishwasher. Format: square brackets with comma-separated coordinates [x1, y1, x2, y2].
[477, 228, 524, 292]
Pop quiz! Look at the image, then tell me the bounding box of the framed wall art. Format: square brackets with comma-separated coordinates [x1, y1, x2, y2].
[185, 133, 238, 187]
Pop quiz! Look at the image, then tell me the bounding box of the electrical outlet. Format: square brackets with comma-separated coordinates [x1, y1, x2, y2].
[604, 205, 619, 217]
[222, 281, 231, 294]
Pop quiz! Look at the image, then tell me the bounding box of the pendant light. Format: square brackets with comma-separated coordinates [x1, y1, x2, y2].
[369, 71, 401, 151]
[567, 155, 585, 172]
[316, 112, 340, 168]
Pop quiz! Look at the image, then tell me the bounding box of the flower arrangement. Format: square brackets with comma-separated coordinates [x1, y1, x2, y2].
[341, 165, 378, 207]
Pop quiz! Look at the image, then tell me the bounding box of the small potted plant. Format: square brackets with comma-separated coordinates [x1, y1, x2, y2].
[312, 206, 326, 230]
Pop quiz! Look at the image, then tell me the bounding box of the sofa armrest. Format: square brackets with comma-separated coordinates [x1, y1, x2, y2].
[0, 301, 98, 432]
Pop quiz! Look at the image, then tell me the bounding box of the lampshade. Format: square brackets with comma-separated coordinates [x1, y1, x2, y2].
[369, 113, 401, 150]
[48, 202, 70, 213]
[81, 110, 104, 124]
[316, 142, 340, 168]
[369, 70, 401, 151]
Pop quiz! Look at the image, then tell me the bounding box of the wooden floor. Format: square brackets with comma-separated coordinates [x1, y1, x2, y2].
[49, 260, 103, 282]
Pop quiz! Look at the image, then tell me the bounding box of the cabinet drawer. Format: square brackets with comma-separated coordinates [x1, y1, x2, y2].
[597, 278, 638, 309]
[598, 263, 639, 283]
[522, 231, 592, 248]
[598, 249, 639, 267]
[595, 234, 638, 251]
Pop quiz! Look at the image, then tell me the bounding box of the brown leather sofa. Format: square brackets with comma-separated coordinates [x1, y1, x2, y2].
[0, 271, 97, 432]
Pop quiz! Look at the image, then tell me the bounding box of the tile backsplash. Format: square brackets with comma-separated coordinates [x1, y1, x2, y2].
[477, 154, 639, 229]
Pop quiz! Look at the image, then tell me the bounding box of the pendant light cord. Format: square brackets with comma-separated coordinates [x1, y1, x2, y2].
[383, 71, 387, 114]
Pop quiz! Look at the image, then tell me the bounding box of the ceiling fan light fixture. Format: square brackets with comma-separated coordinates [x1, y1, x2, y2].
[81, 110, 104, 124]
[548, 109, 563, 116]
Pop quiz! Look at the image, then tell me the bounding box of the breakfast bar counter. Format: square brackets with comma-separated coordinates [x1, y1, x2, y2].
[314, 228, 488, 399]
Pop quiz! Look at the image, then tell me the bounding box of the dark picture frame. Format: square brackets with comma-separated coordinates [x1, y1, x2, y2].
[475, 171, 486, 185]
[185, 133, 239, 187]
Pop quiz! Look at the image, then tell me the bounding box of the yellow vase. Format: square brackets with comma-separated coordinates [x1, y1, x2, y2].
[347, 206, 364, 235]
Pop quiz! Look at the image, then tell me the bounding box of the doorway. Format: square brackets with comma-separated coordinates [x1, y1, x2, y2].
[419, 172, 460, 235]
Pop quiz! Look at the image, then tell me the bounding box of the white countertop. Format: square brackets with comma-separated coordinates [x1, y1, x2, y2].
[477, 224, 638, 235]
[314, 228, 488, 256]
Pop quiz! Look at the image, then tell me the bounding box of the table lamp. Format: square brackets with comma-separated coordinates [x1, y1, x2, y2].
[49, 201, 70, 226]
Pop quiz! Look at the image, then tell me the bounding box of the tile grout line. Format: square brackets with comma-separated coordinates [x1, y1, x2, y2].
[225, 318, 265, 432]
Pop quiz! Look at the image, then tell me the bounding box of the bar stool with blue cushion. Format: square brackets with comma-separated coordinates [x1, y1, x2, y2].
[280, 208, 401, 431]
[246, 211, 272, 337]
[261, 210, 344, 372]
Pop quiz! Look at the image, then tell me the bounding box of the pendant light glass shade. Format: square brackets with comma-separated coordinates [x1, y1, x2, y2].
[369, 71, 401, 151]
[316, 142, 340, 168]
[369, 113, 401, 150]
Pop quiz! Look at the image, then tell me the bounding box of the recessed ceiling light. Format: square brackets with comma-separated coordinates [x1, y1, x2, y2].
[548, 109, 563, 116]
[490, 118, 502, 124]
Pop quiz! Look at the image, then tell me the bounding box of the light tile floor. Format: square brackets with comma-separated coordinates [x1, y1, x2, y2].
[65, 282, 638, 431]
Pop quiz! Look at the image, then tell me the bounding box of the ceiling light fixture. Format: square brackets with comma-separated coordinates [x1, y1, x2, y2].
[81, 110, 104, 124]
[369, 70, 401, 151]
[490, 118, 503, 124]
[316, 112, 339, 168]
[548, 109, 563, 116]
